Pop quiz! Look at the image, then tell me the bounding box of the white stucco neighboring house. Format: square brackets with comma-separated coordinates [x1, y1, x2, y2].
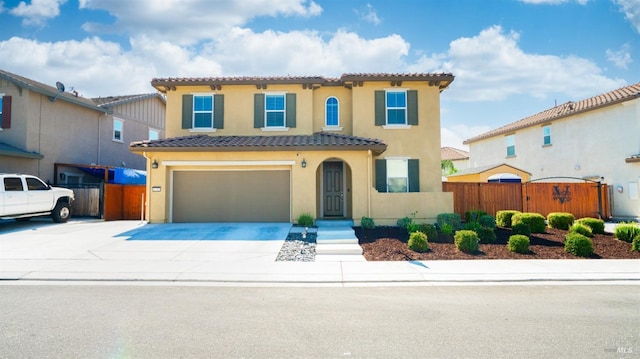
[464, 82, 640, 220]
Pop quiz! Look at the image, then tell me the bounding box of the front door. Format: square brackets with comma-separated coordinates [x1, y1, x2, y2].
[323, 162, 344, 217]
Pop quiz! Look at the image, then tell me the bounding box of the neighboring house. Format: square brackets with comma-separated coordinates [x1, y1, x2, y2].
[130, 73, 455, 225]
[0, 68, 165, 185]
[464, 82, 640, 219]
[441, 146, 469, 178]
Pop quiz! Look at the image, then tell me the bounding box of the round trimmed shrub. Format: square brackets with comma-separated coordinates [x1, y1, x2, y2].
[576, 218, 605, 235]
[478, 227, 497, 244]
[511, 222, 531, 237]
[569, 223, 593, 237]
[479, 215, 497, 229]
[496, 210, 521, 228]
[512, 213, 546, 233]
[564, 233, 594, 257]
[408, 231, 429, 253]
[547, 212, 575, 230]
[508, 235, 530, 254]
[632, 235, 640, 252]
[615, 222, 640, 243]
[454, 230, 479, 253]
[361, 216, 375, 230]
[463, 221, 482, 232]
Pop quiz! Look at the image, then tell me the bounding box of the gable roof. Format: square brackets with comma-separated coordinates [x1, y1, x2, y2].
[151, 73, 454, 92]
[464, 82, 640, 144]
[92, 93, 165, 107]
[448, 163, 531, 177]
[0, 68, 109, 114]
[130, 132, 387, 155]
[441, 147, 469, 161]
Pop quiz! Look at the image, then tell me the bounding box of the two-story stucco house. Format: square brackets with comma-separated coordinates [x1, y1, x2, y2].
[130, 73, 455, 225]
[464, 82, 640, 220]
[0, 68, 165, 185]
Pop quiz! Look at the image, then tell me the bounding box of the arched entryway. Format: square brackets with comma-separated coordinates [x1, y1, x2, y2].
[317, 159, 352, 219]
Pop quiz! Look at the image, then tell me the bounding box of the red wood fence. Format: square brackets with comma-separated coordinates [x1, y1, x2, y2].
[104, 184, 146, 221]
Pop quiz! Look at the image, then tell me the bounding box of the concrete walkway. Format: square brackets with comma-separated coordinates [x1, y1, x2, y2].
[0, 219, 638, 286]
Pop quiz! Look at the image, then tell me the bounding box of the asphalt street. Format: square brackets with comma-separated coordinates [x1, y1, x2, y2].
[1, 284, 638, 358]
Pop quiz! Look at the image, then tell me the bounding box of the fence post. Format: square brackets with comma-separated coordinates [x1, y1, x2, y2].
[597, 181, 603, 220]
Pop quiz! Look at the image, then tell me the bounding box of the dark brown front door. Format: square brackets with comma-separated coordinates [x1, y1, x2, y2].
[323, 162, 344, 217]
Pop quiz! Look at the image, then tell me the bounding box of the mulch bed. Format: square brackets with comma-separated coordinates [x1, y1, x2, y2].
[355, 226, 640, 261]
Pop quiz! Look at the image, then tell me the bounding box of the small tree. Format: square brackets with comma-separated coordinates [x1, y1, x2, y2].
[441, 159, 458, 177]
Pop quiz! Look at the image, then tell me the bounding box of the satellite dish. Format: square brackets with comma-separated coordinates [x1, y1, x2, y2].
[50, 81, 66, 102]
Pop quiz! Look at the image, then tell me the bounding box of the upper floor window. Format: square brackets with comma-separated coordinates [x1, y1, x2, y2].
[254, 93, 296, 130]
[193, 95, 214, 128]
[181, 94, 224, 131]
[0, 94, 9, 130]
[113, 119, 123, 142]
[506, 134, 515, 157]
[265, 94, 286, 127]
[149, 128, 159, 140]
[386, 91, 407, 125]
[325, 97, 339, 127]
[543, 125, 551, 146]
[374, 90, 418, 128]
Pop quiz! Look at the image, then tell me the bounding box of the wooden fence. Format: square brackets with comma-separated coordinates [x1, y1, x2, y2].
[104, 184, 146, 221]
[443, 181, 610, 219]
[70, 187, 101, 217]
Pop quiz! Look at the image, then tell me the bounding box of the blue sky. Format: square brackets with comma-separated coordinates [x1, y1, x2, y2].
[0, 0, 638, 149]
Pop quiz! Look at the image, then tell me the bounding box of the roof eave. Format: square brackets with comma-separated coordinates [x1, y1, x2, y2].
[130, 144, 387, 156]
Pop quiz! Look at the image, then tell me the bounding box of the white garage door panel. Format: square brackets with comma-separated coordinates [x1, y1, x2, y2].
[172, 171, 290, 222]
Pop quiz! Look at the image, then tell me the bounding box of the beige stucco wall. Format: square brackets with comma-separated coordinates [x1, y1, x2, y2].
[468, 99, 640, 218]
[447, 165, 531, 183]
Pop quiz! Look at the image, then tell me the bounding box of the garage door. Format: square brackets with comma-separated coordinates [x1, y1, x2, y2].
[172, 170, 290, 222]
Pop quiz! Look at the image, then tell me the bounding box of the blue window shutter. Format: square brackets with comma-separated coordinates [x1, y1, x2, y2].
[375, 91, 385, 126]
[182, 94, 193, 129]
[286, 93, 296, 128]
[213, 94, 224, 129]
[254, 93, 264, 128]
[408, 159, 419, 192]
[375, 159, 387, 192]
[407, 90, 418, 125]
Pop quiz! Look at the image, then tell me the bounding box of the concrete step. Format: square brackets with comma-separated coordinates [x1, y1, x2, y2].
[315, 254, 366, 262]
[316, 219, 355, 227]
[315, 243, 363, 255]
[316, 229, 356, 239]
[316, 238, 359, 245]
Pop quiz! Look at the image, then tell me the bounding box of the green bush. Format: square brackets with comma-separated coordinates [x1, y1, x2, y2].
[454, 230, 479, 253]
[463, 221, 482, 232]
[479, 215, 497, 229]
[632, 235, 640, 252]
[508, 235, 530, 254]
[437, 213, 462, 230]
[408, 231, 429, 253]
[477, 227, 497, 244]
[496, 210, 521, 228]
[547, 212, 575, 230]
[397, 216, 412, 230]
[569, 223, 593, 237]
[416, 223, 437, 241]
[615, 222, 640, 243]
[564, 233, 594, 257]
[512, 212, 546, 233]
[440, 223, 454, 236]
[464, 210, 487, 223]
[576, 218, 606, 235]
[361, 216, 375, 230]
[511, 222, 531, 237]
[297, 213, 314, 227]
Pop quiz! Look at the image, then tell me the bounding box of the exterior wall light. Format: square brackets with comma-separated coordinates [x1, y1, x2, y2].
[152, 160, 159, 169]
[301, 159, 307, 168]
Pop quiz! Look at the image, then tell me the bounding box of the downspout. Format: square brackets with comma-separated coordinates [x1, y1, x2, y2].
[142, 151, 151, 222]
[367, 150, 372, 217]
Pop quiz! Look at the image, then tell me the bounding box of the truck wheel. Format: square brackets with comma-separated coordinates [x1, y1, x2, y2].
[51, 202, 71, 223]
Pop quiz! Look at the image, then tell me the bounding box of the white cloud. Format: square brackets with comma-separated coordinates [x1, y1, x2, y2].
[606, 43, 632, 69]
[613, 0, 640, 33]
[355, 3, 381, 25]
[411, 25, 626, 102]
[441, 124, 491, 150]
[79, 0, 322, 45]
[10, 0, 66, 26]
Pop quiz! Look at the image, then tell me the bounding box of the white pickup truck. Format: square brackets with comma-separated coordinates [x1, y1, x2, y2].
[0, 173, 75, 223]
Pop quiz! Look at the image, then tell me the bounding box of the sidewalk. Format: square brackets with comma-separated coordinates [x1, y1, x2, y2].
[1, 219, 638, 285]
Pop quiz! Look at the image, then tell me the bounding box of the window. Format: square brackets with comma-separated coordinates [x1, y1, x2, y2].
[265, 94, 285, 127]
[0, 95, 3, 117]
[193, 95, 213, 128]
[325, 97, 339, 127]
[26, 177, 48, 190]
[375, 90, 417, 127]
[386, 91, 407, 125]
[149, 129, 159, 140]
[375, 159, 420, 193]
[182, 94, 224, 131]
[387, 159, 409, 192]
[3, 177, 23, 191]
[543, 125, 551, 146]
[113, 119, 123, 142]
[506, 134, 515, 157]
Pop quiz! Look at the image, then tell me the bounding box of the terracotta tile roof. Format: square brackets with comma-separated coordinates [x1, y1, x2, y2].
[464, 82, 640, 144]
[92, 93, 165, 107]
[441, 147, 469, 161]
[130, 132, 387, 155]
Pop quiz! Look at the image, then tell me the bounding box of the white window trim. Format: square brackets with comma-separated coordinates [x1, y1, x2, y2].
[113, 118, 124, 143]
[322, 126, 343, 131]
[382, 124, 412, 130]
[264, 92, 287, 128]
[192, 92, 216, 130]
[325, 96, 340, 128]
[384, 88, 408, 126]
[505, 134, 516, 157]
[542, 125, 552, 147]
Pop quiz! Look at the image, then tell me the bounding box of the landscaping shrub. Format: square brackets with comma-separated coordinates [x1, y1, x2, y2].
[462, 221, 482, 232]
[478, 215, 497, 229]
[511, 222, 531, 237]
[408, 231, 429, 253]
[564, 233, 594, 257]
[440, 223, 454, 236]
[416, 223, 437, 240]
[614, 222, 640, 243]
[496, 210, 521, 228]
[397, 216, 412, 230]
[297, 213, 314, 227]
[576, 217, 606, 235]
[437, 213, 462, 230]
[511, 212, 546, 233]
[464, 210, 487, 223]
[477, 227, 497, 244]
[507, 235, 530, 254]
[454, 230, 479, 253]
[632, 235, 640, 252]
[361, 216, 375, 230]
[547, 212, 575, 230]
[569, 223, 593, 237]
